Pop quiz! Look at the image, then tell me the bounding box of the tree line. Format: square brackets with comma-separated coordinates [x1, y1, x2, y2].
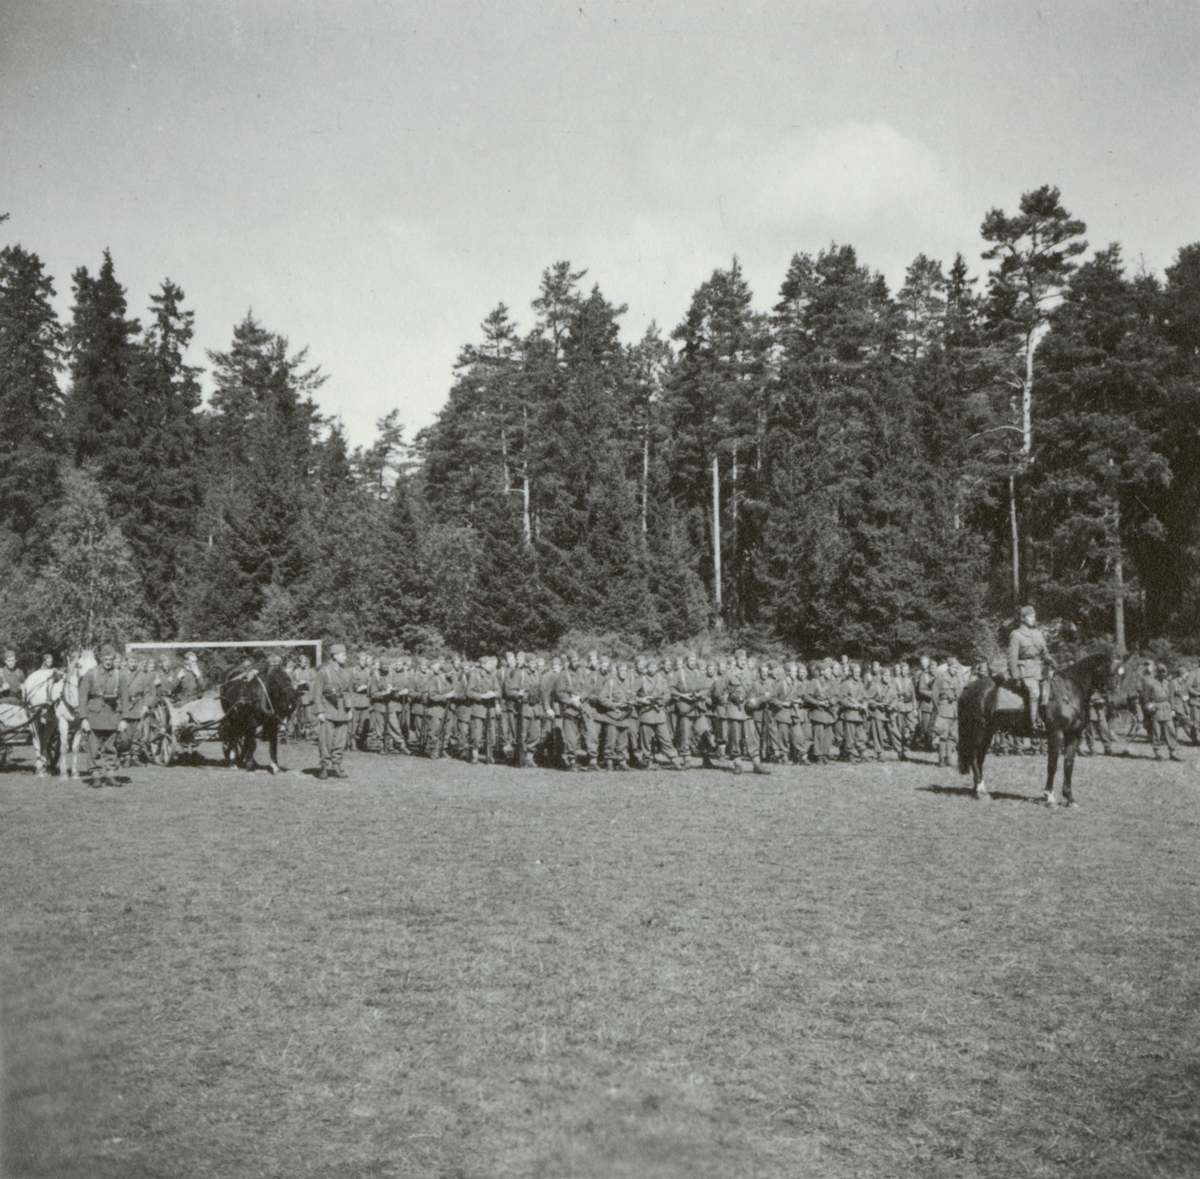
[2, 187, 1199, 662]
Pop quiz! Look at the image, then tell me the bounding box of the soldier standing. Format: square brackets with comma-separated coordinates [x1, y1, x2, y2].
[368, 660, 391, 752]
[914, 655, 935, 751]
[1140, 661, 1181, 761]
[313, 643, 351, 779]
[891, 664, 915, 761]
[79, 645, 127, 787]
[932, 656, 961, 768]
[839, 663, 868, 762]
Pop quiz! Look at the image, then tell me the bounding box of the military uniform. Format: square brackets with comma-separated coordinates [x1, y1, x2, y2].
[553, 662, 595, 769]
[79, 652, 126, 785]
[367, 665, 391, 752]
[466, 659, 502, 762]
[838, 670, 867, 761]
[804, 669, 836, 764]
[312, 649, 352, 777]
[914, 661, 936, 750]
[932, 662, 960, 767]
[1008, 613, 1051, 731]
[634, 663, 682, 769]
[891, 669, 915, 759]
[596, 666, 636, 769]
[1139, 667, 1179, 760]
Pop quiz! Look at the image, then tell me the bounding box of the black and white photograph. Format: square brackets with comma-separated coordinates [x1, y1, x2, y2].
[2, 2, 1199, 1175]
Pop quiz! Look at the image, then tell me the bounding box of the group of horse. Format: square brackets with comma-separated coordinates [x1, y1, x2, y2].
[0, 653, 302, 778]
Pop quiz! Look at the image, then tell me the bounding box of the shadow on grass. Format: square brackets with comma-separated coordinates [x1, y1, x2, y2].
[918, 781, 1040, 804]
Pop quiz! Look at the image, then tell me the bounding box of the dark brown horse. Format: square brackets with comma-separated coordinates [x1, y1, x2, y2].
[957, 651, 1116, 806]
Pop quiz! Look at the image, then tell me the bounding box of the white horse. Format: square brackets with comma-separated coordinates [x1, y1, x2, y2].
[23, 651, 95, 778]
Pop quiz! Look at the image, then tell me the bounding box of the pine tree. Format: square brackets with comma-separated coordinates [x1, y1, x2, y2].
[0, 243, 64, 557]
[40, 466, 144, 650]
[64, 250, 142, 465]
[981, 186, 1087, 607]
[666, 258, 769, 626]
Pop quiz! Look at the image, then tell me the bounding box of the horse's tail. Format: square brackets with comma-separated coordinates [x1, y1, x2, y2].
[957, 678, 990, 776]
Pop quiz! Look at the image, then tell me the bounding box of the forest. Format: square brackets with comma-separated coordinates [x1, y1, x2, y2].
[2, 186, 1199, 662]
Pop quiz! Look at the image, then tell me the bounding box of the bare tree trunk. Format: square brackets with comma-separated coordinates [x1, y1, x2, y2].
[522, 472, 532, 547]
[1113, 498, 1126, 656]
[730, 445, 738, 618]
[1022, 328, 1035, 458]
[1009, 474, 1020, 610]
[712, 452, 722, 626]
[521, 406, 532, 546]
[641, 417, 649, 536]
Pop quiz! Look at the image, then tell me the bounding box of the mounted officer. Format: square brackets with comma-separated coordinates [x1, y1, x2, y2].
[1007, 605, 1052, 734]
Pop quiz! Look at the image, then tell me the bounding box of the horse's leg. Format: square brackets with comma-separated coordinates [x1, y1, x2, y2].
[1045, 722, 1062, 806]
[30, 716, 46, 777]
[57, 715, 70, 777]
[1062, 731, 1079, 807]
[975, 718, 995, 797]
[267, 721, 282, 774]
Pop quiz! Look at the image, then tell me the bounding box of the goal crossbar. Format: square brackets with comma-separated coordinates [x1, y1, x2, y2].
[125, 639, 323, 665]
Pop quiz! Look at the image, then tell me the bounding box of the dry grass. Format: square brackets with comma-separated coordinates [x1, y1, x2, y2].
[3, 742, 1200, 1178]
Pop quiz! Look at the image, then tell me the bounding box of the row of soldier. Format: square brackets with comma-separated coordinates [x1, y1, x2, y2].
[4, 644, 1194, 780]
[287, 647, 977, 775]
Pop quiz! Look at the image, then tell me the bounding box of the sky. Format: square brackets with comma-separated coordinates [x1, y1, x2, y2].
[3, 0, 1198, 448]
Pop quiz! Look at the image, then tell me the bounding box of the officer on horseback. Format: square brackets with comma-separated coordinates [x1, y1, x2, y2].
[1008, 606, 1052, 734]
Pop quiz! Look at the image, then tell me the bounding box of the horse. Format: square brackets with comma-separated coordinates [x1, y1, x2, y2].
[218, 665, 301, 773]
[30, 651, 96, 778]
[958, 650, 1117, 807]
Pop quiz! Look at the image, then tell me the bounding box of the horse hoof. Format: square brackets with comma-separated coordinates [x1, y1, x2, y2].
[1044, 793, 1058, 808]
[976, 787, 990, 800]
[1066, 799, 1079, 809]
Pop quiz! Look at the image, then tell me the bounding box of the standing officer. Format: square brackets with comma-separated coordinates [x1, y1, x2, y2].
[1140, 660, 1181, 761]
[313, 643, 351, 779]
[348, 652, 372, 751]
[79, 645, 127, 787]
[1008, 606, 1052, 734]
[933, 656, 962, 768]
[914, 655, 936, 751]
[368, 659, 391, 752]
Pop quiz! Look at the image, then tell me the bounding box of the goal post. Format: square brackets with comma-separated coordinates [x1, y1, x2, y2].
[124, 639, 323, 666]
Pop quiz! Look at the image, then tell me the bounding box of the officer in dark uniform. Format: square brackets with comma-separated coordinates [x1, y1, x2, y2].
[79, 645, 127, 787]
[313, 643, 351, 779]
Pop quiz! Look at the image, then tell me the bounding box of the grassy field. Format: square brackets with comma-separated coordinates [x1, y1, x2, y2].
[2, 738, 1199, 1178]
